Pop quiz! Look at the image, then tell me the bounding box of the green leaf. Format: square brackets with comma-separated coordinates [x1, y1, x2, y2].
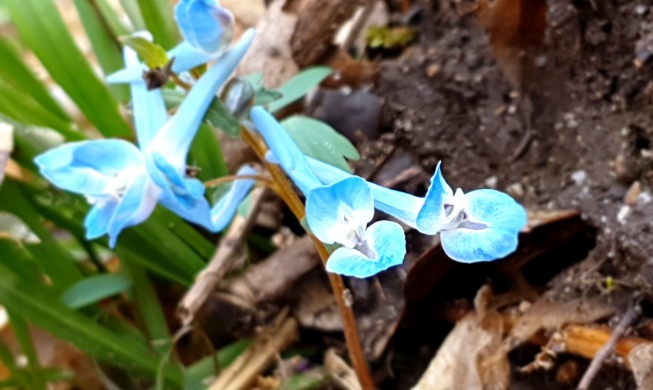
[5, 0, 132, 138]
[121, 36, 169, 69]
[6, 310, 46, 390]
[267, 67, 332, 113]
[0, 79, 84, 141]
[281, 116, 360, 172]
[119, 0, 146, 31]
[185, 339, 251, 387]
[162, 90, 241, 137]
[246, 72, 283, 106]
[0, 180, 82, 288]
[136, 0, 177, 49]
[0, 36, 68, 120]
[72, 0, 129, 102]
[189, 124, 229, 183]
[0, 262, 184, 387]
[93, 0, 132, 37]
[62, 274, 132, 309]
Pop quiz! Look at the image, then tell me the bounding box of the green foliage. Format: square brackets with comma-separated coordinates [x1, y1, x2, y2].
[5, 0, 132, 138]
[136, 0, 178, 49]
[267, 67, 332, 113]
[366, 26, 416, 49]
[121, 36, 170, 69]
[162, 89, 241, 137]
[282, 115, 360, 172]
[62, 274, 132, 309]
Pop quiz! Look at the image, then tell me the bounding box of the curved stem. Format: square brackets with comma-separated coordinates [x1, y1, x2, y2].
[242, 128, 375, 389]
[203, 174, 274, 188]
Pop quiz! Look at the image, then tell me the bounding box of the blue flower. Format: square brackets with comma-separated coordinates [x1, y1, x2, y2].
[306, 158, 527, 263]
[107, 1, 237, 84]
[250, 107, 406, 278]
[35, 31, 255, 247]
[307, 178, 406, 278]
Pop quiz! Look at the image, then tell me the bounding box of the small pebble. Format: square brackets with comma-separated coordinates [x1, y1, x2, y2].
[625, 180, 641, 206]
[484, 176, 498, 189]
[571, 170, 587, 185]
[425, 63, 440, 78]
[617, 205, 631, 224]
[506, 182, 525, 198]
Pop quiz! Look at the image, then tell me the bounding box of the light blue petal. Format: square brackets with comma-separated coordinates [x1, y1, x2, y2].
[326, 221, 406, 278]
[84, 202, 118, 240]
[305, 177, 373, 245]
[306, 157, 423, 228]
[146, 153, 214, 230]
[440, 189, 527, 263]
[123, 36, 168, 148]
[211, 165, 256, 231]
[415, 162, 454, 235]
[168, 42, 215, 73]
[175, 0, 234, 54]
[147, 29, 255, 171]
[34, 140, 144, 197]
[250, 107, 321, 194]
[107, 174, 158, 247]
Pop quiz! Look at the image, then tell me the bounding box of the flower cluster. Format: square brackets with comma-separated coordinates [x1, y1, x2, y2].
[34, 0, 527, 278]
[35, 1, 255, 247]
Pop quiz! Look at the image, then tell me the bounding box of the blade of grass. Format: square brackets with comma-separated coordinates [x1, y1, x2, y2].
[155, 206, 215, 260]
[136, 0, 177, 49]
[0, 180, 82, 288]
[0, 262, 184, 387]
[5, 0, 132, 137]
[6, 310, 46, 390]
[0, 339, 32, 389]
[72, 0, 129, 102]
[189, 124, 229, 183]
[120, 254, 171, 356]
[0, 37, 68, 120]
[0, 80, 84, 141]
[93, 0, 131, 37]
[185, 339, 251, 385]
[119, 0, 146, 31]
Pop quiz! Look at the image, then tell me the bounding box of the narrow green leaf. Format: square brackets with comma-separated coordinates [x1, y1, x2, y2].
[281, 115, 360, 172]
[0, 262, 184, 387]
[119, 0, 146, 31]
[267, 67, 332, 113]
[6, 310, 46, 390]
[154, 207, 215, 260]
[62, 274, 132, 309]
[93, 0, 132, 37]
[136, 0, 177, 49]
[121, 36, 169, 69]
[72, 0, 129, 102]
[0, 180, 82, 288]
[246, 72, 283, 106]
[189, 124, 229, 182]
[0, 80, 83, 141]
[5, 0, 132, 137]
[120, 255, 170, 356]
[0, 238, 42, 283]
[162, 90, 241, 137]
[0, 36, 68, 120]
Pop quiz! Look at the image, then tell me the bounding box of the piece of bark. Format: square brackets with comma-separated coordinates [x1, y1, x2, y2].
[202, 236, 322, 334]
[290, 0, 365, 67]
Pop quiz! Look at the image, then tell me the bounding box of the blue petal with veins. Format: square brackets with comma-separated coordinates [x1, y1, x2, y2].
[325, 221, 406, 278]
[175, 0, 234, 55]
[440, 189, 527, 262]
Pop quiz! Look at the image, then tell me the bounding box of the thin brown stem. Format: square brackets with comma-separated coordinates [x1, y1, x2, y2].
[170, 73, 192, 91]
[241, 128, 375, 389]
[203, 174, 274, 188]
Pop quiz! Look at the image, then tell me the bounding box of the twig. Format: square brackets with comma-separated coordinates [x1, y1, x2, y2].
[177, 187, 267, 326]
[242, 128, 375, 389]
[577, 304, 642, 390]
[204, 173, 274, 188]
[208, 312, 299, 390]
[325, 348, 363, 390]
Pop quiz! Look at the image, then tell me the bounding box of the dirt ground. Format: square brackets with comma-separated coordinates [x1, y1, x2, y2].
[312, 0, 653, 388]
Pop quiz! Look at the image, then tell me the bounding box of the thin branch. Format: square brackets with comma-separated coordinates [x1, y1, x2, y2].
[203, 174, 274, 188]
[242, 128, 375, 389]
[177, 187, 267, 326]
[577, 304, 642, 390]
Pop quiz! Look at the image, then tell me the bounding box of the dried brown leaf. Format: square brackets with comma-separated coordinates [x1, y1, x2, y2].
[476, 0, 548, 86]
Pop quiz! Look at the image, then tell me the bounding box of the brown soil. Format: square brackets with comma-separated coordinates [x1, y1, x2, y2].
[338, 0, 653, 388]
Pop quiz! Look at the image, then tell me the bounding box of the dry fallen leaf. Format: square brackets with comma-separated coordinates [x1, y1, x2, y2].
[476, 0, 548, 87]
[412, 286, 510, 390]
[628, 343, 653, 388]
